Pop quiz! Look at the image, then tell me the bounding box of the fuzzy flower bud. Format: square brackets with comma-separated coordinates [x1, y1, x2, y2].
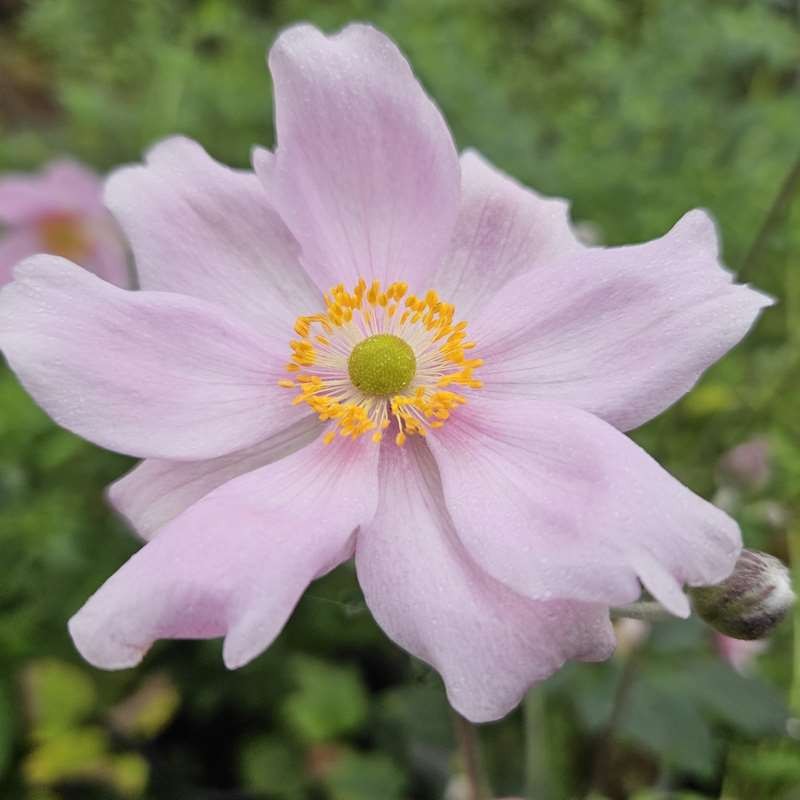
[691, 549, 795, 640]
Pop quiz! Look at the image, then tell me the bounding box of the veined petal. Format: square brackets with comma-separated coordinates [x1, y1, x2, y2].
[105, 136, 320, 337]
[0, 256, 301, 460]
[356, 438, 615, 723]
[471, 210, 773, 431]
[110, 415, 322, 540]
[269, 23, 460, 291]
[432, 150, 583, 318]
[70, 435, 379, 670]
[428, 399, 742, 617]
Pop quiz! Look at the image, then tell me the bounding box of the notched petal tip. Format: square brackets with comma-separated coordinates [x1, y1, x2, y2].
[68, 610, 145, 671]
[251, 146, 273, 181]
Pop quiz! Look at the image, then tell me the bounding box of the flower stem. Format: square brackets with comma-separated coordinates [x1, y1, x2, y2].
[588, 651, 640, 795]
[738, 151, 800, 281]
[523, 689, 552, 800]
[452, 710, 490, 800]
[788, 522, 800, 715]
[610, 600, 674, 622]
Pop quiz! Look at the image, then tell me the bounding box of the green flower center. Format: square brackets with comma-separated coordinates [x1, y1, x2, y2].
[348, 334, 416, 396]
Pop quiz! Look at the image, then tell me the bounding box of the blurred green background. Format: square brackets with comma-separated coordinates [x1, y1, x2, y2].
[1, 0, 799, 798]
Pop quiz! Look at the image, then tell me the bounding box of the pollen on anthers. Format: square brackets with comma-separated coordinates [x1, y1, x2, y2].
[278, 278, 483, 446]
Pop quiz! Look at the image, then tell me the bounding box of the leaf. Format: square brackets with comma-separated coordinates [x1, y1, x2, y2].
[667, 659, 788, 737]
[108, 672, 181, 740]
[22, 726, 107, 784]
[239, 736, 305, 799]
[22, 726, 149, 796]
[618, 677, 717, 780]
[323, 750, 407, 800]
[282, 655, 369, 743]
[21, 659, 97, 742]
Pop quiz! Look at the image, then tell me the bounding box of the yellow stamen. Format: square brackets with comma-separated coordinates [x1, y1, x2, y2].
[284, 278, 483, 445]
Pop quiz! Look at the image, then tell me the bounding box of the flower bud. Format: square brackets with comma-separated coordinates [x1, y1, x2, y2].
[716, 437, 771, 491]
[690, 549, 795, 640]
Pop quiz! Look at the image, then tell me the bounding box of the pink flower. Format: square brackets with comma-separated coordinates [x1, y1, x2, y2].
[0, 159, 130, 288]
[715, 634, 767, 675]
[0, 24, 772, 722]
[717, 436, 771, 491]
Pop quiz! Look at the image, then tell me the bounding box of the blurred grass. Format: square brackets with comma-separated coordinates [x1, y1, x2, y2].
[1, 0, 799, 798]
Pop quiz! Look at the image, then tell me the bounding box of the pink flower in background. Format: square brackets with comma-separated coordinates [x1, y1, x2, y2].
[0, 159, 130, 288]
[0, 24, 772, 722]
[715, 634, 768, 675]
[717, 436, 772, 492]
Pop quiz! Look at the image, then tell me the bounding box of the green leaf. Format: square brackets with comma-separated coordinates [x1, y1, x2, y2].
[618, 678, 717, 780]
[282, 655, 369, 743]
[668, 659, 788, 737]
[239, 736, 305, 798]
[22, 659, 97, 742]
[323, 750, 407, 800]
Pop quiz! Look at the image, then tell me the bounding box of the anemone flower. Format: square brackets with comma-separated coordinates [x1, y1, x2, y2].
[0, 159, 130, 288]
[0, 23, 771, 722]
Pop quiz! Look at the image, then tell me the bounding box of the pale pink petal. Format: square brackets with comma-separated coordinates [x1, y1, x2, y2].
[268, 23, 460, 291]
[433, 150, 583, 318]
[251, 145, 274, 182]
[355, 438, 615, 723]
[110, 415, 322, 540]
[0, 227, 39, 285]
[0, 159, 103, 224]
[0, 256, 302, 460]
[471, 210, 773, 431]
[428, 398, 742, 617]
[70, 436, 379, 670]
[105, 136, 320, 336]
[80, 217, 132, 288]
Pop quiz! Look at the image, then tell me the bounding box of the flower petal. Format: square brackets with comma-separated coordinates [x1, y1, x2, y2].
[0, 256, 301, 460]
[433, 150, 583, 318]
[471, 210, 773, 431]
[104, 136, 320, 336]
[268, 23, 460, 291]
[0, 228, 39, 285]
[355, 438, 615, 723]
[70, 435, 379, 670]
[0, 159, 103, 225]
[110, 415, 322, 540]
[428, 398, 742, 616]
[82, 220, 132, 288]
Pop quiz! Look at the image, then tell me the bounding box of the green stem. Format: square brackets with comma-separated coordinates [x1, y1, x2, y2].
[738, 152, 800, 282]
[453, 710, 490, 800]
[788, 523, 800, 715]
[610, 601, 673, 622]
[588, 652, 640, 796]
[524, 689, 551, 800]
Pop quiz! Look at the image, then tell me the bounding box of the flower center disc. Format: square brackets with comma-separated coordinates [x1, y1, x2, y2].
[348, 334, 416, 396]
[38, 214, 91, 262]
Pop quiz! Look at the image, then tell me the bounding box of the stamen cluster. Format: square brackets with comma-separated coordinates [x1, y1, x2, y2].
[279, 278, 483, 445]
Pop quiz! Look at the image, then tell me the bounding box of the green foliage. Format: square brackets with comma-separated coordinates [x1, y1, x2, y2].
[1, 0, 799, 797]
[282, 655, 370, 743]
[0, 681, 13, 780]
[322, 750, 408, 800]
